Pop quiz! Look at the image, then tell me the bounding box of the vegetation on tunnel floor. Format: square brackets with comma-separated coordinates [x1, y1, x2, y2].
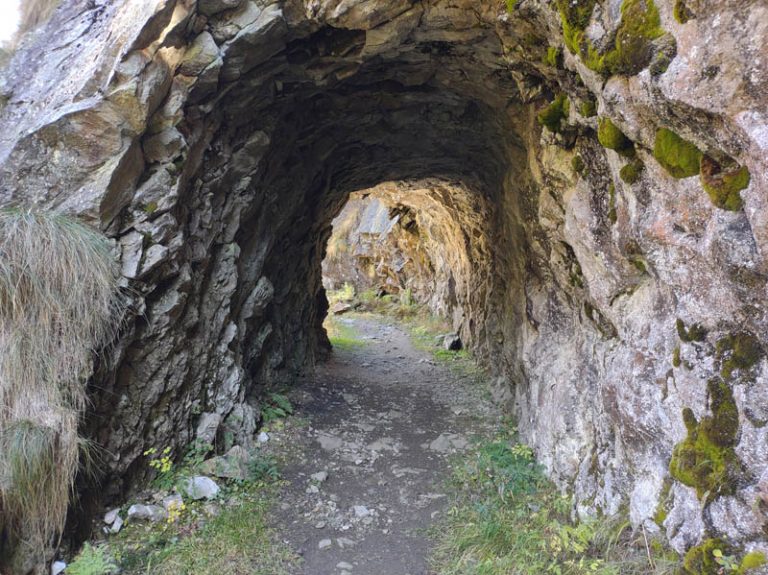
[430, 426, 684, 575]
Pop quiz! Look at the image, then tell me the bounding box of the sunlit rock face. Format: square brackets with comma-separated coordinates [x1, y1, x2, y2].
[1, 0, 768, 569]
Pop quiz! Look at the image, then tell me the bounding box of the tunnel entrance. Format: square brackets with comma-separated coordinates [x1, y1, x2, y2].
[320, 180, 497, 346]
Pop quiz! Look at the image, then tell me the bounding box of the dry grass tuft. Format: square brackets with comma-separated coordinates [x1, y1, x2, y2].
[0, 208, 125, 555]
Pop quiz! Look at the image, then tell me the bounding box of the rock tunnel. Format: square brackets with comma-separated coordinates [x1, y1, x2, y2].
[1, 0, 768, 570]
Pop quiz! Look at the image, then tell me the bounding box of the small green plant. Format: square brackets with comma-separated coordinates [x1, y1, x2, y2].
[248, 454, 280, 483]
[67, 543, 118, 575]
[262, 393, 294, 423]
[144, 447, 175, 491]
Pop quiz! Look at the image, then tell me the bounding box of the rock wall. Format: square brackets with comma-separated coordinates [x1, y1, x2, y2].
[1, 0, 767, 568]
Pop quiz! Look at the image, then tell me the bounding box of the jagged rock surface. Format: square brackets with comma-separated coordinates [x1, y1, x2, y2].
[1, 0, 767, 571]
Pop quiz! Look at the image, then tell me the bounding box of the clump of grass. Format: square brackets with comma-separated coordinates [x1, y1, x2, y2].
[0, 209, 125, 556]
[109, 481, 296, 575]
[432, 431, 680, 575]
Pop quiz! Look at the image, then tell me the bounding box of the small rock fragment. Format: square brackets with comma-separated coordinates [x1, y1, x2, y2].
[319, 538, 333, 550]
[127, 503, 167, 522]
[103, 508, 120, 525]
[310, 471, 329, 482]
[51, 561, 66, 575]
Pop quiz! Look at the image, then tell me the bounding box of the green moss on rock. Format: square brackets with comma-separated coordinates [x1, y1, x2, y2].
[740, 552, 767, 571]
[598, 117, 634, 157]
[556, 0, 597, 54]
[620, 158, 644, 184]
[669, 381, 743, 501]
[672, 346, 681, 368]
[673, 0, 693, 23]
[571, 155, 586, 176]
[700, 155, 750, 211]
[546, 46, 563, 67]
[682, 539, 728, 574]
[608, 182, 617, 224]
[538, 94, 570, 133]
[579, 100, 597, 118]
[676, 318, 707, 342]
[716, 333, 763, 380]
[653, 128, 702, 178]
[602, 0, 664, 76]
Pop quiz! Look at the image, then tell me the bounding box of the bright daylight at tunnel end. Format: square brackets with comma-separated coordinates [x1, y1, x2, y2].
[1, 0, 768, 573]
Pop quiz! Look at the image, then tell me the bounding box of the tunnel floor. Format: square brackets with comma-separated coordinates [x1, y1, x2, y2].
[270, 314, 500, 575]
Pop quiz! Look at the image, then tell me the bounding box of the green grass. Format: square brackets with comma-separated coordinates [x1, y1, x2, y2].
[108, 481, 296, 575]
[325, 315, 366, 350]
[431, 430, 680, 575]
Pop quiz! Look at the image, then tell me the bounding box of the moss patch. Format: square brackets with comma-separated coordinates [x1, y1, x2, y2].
[653, 478, 673, 526]
[700, 155, 750, 211]
[579, 100, 597, 118]
[556, 0, 597, 54]
[598, 118, 634, 157]
[602, 0, 665, 76]
[571, 155, 586, 176]
[673, 0, 693, 23]
[681, 540, 765, 575]
[561, 0, 665, 76]
[672, 346, 681, 368]
[545, 46, 563, 68]
[653, 128, 702, 178]
[716, 332, 763, 381]
[620, 158, 644, 184]
[676, 318, 707, 342]
[669, 380, 743, 501]
[537, 94, 570, 133]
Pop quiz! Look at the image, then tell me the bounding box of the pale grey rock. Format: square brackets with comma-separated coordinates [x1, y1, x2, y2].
[443, 334, 462, 351]
[127, 504, 167, 522]
[257, 431, 270, 443]
[162, 493, 184, 511]
[196, 412, 222, 444]
[180, 476, 220, 500]
[107, 514, 123, 534]
[337, 562, 353, 571]
[318, 538, 332, 550]
[51, 561, 66, 575]
[103, 508, 120, 525]
[311, 471, 329, 482]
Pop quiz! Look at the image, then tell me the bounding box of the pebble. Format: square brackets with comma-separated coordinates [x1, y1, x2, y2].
[103, 508, 120, 525]
[318, 538, 332, 550]
[310, 471, 329, 482]
[258, 431, 270, 443]
[337, 537, 356, 549]
[337, 562, 353, 570]
[353, 505, 370, 518]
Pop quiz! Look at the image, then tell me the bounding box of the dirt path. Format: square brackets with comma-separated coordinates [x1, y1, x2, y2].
[270, 314, 499, 575]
